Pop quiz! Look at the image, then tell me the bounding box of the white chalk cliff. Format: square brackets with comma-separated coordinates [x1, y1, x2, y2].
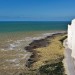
[68, 19, 75, 58]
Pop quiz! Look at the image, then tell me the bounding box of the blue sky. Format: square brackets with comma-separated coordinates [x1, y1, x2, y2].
[0, 0, 75, 21]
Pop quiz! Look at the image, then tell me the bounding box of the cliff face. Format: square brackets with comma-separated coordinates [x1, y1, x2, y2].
[68, 24, 72, 49]
[68, 19, 75, 58]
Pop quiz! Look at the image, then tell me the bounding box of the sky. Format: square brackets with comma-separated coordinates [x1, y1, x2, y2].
[0, 0, 75, 21]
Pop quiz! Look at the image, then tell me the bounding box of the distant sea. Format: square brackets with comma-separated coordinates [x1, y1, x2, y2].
[0, 21, 70, 33]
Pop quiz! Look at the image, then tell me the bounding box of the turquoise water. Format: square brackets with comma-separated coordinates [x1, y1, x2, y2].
[0, 21, 70, 32]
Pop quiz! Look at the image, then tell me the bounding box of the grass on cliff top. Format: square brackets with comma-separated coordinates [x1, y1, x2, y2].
[31, 33, 66, 69]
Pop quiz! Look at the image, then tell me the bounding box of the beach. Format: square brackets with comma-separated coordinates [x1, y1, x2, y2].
[0, 30, 67, 75]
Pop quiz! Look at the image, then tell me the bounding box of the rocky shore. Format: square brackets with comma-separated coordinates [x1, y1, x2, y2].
[24, 32, 67, 68]
[0, 31, 67, 75]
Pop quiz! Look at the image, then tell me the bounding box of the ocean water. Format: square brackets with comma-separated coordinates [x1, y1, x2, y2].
[0, 21, 70, 51]
[0, 21, 70, 43]
[0, 21, 70, 32]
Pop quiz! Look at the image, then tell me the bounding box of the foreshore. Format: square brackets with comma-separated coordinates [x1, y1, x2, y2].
[0, 31, 67, 75]
[25, 31, 67, 68]
[23, 31, 67, 75]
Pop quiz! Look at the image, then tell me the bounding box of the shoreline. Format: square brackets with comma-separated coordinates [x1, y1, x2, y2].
[0, 30, 66, 44]
[24, 31, 67, 68]
[0, 31, 67, 75]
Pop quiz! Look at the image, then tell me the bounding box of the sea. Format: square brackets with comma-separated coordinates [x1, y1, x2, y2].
[0, 21, 70, 47]
[0, 21, 70, 48]
[0, 21, 70, 32]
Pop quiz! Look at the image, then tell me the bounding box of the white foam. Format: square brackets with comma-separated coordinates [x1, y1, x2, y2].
[10, 44, 16, 48]
[25, 37, 34, 41]
[1, 32, 61, 51]
[1, 48, 5, 51]
[43, 33, 53, 36]
[6, 59, 20, 63]
[8, 43, 19, 50]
